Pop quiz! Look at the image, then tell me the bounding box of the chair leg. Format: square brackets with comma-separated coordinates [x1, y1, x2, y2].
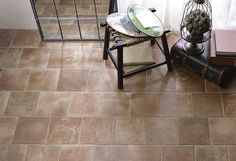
[150, 39, 155, 45]
[103, 27, 110, 60]
[117, 47, 123, 89]
[161, 33, 173, 71]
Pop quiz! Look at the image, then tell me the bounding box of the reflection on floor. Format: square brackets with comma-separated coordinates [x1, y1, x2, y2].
[0, 29, 236, 161]
[34, 0, 109, 39]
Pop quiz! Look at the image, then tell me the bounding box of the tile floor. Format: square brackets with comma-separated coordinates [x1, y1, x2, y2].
[0, 29, 236, 161]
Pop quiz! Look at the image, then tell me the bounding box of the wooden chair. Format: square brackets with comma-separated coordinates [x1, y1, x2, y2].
[101, 0, 173, 89]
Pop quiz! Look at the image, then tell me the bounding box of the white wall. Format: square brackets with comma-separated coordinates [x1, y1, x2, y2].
[0, 0, 37, 29]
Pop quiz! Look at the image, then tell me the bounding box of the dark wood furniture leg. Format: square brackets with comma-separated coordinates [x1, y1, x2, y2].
[161, 31, 173, 71]
[117, 46, 124, 89]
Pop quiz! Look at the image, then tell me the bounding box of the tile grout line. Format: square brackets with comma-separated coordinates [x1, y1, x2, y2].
[11, 116, 20, 144]
[77, 117, 83, 145]
[227, 146, 231, 161]
[220, 93, 225, 117]
[194, 145, 197, 161]
[45, 117, 51, 145]
[3, 92, 11, 116]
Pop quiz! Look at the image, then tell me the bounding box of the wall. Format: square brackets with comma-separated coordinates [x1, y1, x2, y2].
[0, 0, 37, 29]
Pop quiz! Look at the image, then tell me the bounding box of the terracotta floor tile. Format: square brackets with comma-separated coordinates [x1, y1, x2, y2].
[13, 117, 49, 144]
[19, 48, 50, 69]
[25, 145, 60, 161]
[80, 118, 113, 144]
[128, 145, 161, 161]
[94, 146, 128, 161]
[60, 146, 94, 161]
[162, 93, 191, 117]
[131, 93, 161, 117]
[0, 91, 10, 115]
[0, 29, 16, 47]
[209, 119, 236, 144]
[48, 49, 79, 69]
[195, 146, 228, 161]
[36, 92, 72, 116]
[83, 48, 104, 69]
[68, 93, 99, 117]
[229, 146, 236, 161]
[57, 70, 88, 91]
[0, 145, 27, 161]
[146, 67, 176, 92]
[146, 118, 177, 145]
[47, 117, 81, 144]
[222, 93, 236, 117]
[0, 117, 18, 144]
[178, 118, 210, 145]
[162, 146, 194, 161]
[87, 69, 116, 92]
[11, 30, 40, 47]
[0, 145, 8, 161]
[176, 69, 205, 92]
[123, 72, 147, 92]
[27, 69, 60, 91]
[0, 48, 22, 68]
[5, 92, 39, 116]
[114, 118, 145, 144]
[0, 69, 30, 91]
[192, 93, 223, 117]
[99, 93, 130, 117]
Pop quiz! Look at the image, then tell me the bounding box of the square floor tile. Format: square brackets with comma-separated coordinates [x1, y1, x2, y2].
[84, 48, 104, 69]
[87, 69, 116, 92]
[0, 145, 27, 161]
[36, 92, 72, 116]
[162, 93, 191, 117]
[128, 145, 161, 161]
[192, 93, 223, 117]
[80, 118, 113, 144]
[0, 48, 22, 68]
[0, 145, 8, 161]
[94, 146, 128, 161]
[48, 49, 79, 69]
[57, 70, 88, 91]
[68, 93, 99, 117]
[162, 146, 194, 161]
[123, 73, 147, 92]
[5, 92, 39, 116]
[146, 118, 177, 145]
[99, 93, 130, 117]
[47, 117, 81, 144]
[114, 118, 145, 144]
[229, 146, 236, 161]
[0, 91, 10, 115]
[222, 93, 236, 117]
[11, 30, 40, 47]
[19, 48, 50, 68]
[60, 146, 94, 161]
[0, 117, 18, 144]
[131, 93, 161, 117]
[178, 118, 210, 145]
[27, 69, 60, 91]
[13, 117, 49, 144]
[209, 119, 236, 144]
[176, 69, 205, 92]
[0, 69, 30, 91]
[0, 29, 16, 47]
[146, 67, 176, 92]
[195, 146, 228, 161]
[25, 145, 60, 161]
